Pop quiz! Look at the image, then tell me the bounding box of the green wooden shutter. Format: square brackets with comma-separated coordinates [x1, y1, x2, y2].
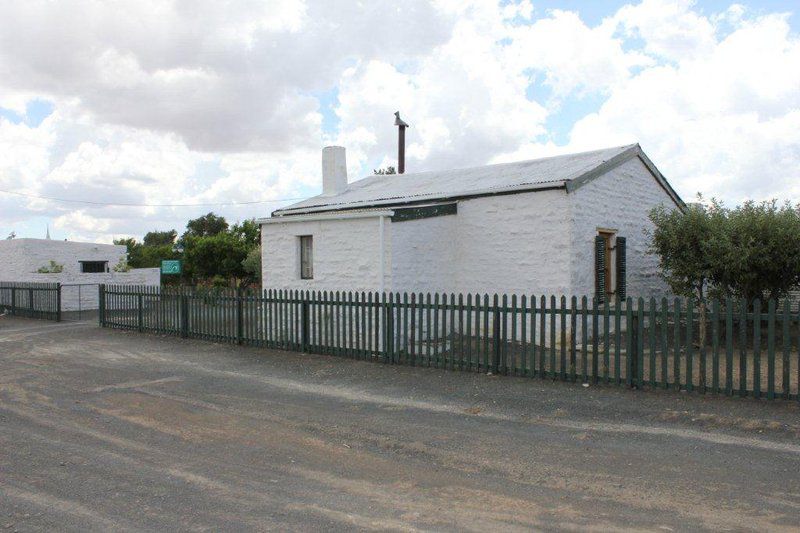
[616, 236, 626, 300]
[595, 236, 606, 304]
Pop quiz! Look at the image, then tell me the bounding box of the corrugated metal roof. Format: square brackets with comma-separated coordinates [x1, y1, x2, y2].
[273, 144, 639, 216]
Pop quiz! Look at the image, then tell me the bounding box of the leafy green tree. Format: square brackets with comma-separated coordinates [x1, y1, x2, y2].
[648, 201, 720, 303]
[242, 246, 262, 281]
[143, 229, 177, 247]
[115, 234, 180, 270]
[119, 215, 263, 286]
[231, 219, 260, 248]
[373, 166, 396, 175]
[649, 197, 800, 345]
[715, 200, 800, 302]
[114, 237, 144, 268]
[648, 200, 726, 345]
[182, 232, 249, 284]
[183, 212, 228, 239]
[140, 244, 180, 269]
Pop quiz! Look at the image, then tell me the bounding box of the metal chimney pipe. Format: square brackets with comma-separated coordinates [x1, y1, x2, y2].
[394, 111, 409, 174]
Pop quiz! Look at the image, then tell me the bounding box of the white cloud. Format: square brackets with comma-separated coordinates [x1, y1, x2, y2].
[0, 0, 799, 241]
[569, 9, 800, 203]
[0, 0, 453, 152]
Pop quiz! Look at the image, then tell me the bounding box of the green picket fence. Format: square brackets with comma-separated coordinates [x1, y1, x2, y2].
[99, 285, 800, 401]
[0, 282, 61, 321]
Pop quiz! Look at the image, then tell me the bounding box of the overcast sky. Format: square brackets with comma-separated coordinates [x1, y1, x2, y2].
[1, 0, 798, 243]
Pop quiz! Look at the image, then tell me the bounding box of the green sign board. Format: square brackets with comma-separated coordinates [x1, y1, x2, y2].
[160, 260, 182, 275]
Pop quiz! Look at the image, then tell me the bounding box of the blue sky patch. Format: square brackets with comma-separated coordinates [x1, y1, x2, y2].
[0, 99, 54, 127]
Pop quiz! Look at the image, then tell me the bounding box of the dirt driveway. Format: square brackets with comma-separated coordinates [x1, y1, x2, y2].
[1, 317, 799, 531]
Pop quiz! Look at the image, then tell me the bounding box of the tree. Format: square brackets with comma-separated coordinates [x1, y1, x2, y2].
[649, 198, 800, 345]
[182, 232, 249, 284]
[183, 212, 228, 240]
[373, 166, 396, 175]
[242, 246, 262, 281]
[648, 200, 724, 345]
[114, 237, 144, 268]
[231, 219, 260, 248]
[648, 201, 719, 303]
[716, 200, 800, 302]
[143, 229, 177, 247]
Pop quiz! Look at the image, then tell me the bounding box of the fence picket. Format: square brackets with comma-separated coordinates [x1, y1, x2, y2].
[592, 297, 599, 384]
[754, 299, 762, 399]
[739, 299, 748, 397]
[767, 299, 776, 400]
[581, 296, 588, 383]
[93, 285, 799, 402]
[783, 300, 791, 400]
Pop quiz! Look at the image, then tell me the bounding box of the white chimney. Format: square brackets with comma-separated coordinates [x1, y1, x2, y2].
[322, 146, 347, 195]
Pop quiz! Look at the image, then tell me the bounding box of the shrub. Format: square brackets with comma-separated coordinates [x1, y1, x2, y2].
[36, 260, 64, 274]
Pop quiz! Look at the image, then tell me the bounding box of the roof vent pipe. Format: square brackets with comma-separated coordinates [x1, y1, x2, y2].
[322, 146, 347, 195]
[394, 111, 409, 174]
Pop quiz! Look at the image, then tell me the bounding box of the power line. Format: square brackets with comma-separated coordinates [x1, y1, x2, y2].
[0, 188, 307, 207]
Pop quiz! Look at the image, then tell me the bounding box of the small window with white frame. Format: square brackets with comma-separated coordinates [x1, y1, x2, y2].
[299, 235, 313, 279]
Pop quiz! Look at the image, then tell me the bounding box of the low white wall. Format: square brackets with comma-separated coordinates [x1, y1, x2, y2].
[0, 238, 127, 279]
[3, 268, 160, 311]
[0, 238, 158, 310]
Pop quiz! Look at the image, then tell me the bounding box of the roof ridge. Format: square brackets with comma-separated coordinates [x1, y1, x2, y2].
[353, 143, 637, 183]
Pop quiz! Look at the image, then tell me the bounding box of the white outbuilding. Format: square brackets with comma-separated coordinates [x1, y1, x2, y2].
[259, 144, 684, 300]
[0, 238, 159, 311]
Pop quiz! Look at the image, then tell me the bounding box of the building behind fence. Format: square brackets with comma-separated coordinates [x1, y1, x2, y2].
[0, 238, 158, 311]
[99, 284, 799, 402]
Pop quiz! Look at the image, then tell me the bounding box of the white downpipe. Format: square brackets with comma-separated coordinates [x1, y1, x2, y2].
[379, 215, 386, 294]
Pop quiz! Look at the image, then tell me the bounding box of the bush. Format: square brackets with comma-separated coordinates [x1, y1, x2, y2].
[242, 247, 261, 280]
[36, 260, 64, 273]
[112, 258, 131, 272]
[649, 198, 800, 344]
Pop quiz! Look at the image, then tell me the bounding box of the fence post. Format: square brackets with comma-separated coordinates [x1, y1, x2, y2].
[28, 287, 34, 318]
[180, 293, 189, 339]
[492, 295, 500, 374]
[98, 284, 105, 327]
[301, 295, 309, 352]
[386, 293, 395, 363]
[137, 292, 144, 332]
[10, 287, 16, 316]
[630, 311, 639, 388]
[236, 288, 244, 345]
[56, 283, 62, 322]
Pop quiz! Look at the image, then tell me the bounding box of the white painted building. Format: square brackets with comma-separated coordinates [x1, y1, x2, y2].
[260, 144, 684, 300]
[0, 238, 159, 310]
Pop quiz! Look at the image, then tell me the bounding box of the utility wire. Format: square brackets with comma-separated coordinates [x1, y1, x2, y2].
[0, 188, 307, 207]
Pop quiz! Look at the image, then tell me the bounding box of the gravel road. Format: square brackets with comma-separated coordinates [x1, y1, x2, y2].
[1, 317, 799, 531]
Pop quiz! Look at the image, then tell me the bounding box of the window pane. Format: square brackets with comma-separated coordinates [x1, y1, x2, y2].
[300, 236, 313, 279]
[80, 261, 108, 273]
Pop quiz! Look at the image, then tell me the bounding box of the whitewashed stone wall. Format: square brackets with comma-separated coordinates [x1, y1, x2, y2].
[453, 190, 573, 296]
[260, 162, 677, 303]
[262, 189, 574, 297]
[0, 238, 159, 310]
[389, 190, 573, 295]
[390, 212, 459, 294]
[261, 214, 392, 292]
[0, 238, 126, 277]
[570, 156, 677, 300]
